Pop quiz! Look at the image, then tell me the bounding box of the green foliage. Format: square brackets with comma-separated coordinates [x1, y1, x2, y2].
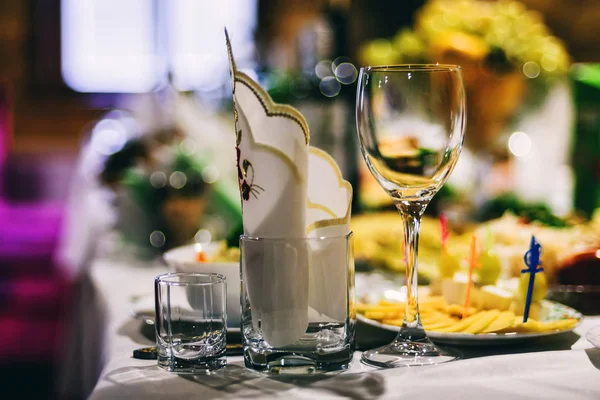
[477, 193, 567, 227]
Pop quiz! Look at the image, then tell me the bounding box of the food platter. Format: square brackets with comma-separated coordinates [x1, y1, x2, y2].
[356, 272, 583, 345]
[358, 300, 583, 345]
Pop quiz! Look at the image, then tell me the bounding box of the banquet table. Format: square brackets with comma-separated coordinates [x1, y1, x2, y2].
[86, 256, 600, 400]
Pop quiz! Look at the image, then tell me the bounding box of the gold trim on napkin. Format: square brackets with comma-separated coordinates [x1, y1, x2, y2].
[225, 29, 310, 145]
[306, 202, 352, 234]
[306, 147, 353, 234]
[307, 199, 337, 219]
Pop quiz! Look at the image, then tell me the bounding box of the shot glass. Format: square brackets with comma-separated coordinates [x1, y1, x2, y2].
[155, 272, 227, 373]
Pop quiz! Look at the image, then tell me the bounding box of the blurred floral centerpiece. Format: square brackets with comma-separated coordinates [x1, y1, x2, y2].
[360, 0, 570, 152]
[99, 124, 212, 255]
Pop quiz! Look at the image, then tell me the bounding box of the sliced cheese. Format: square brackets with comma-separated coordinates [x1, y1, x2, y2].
[481, 311, 515, 333]
[464, 309, 501, 334]
[435, 310, 491, 333]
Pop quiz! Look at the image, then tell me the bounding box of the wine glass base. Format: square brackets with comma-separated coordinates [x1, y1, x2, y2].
[361, 340, 461, 368]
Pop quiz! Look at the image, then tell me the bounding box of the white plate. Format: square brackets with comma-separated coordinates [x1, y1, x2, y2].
[355, 272, 583, 345]
[129, 292, 241, 333]
[358, 301, 582, 345]
[162, 243, 241, 327]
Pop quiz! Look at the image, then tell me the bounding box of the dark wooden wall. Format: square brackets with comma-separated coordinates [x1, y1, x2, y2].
[0, 0, 598, 156]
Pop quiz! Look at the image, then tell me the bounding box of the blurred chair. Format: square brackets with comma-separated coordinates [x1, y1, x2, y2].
[0, 80, 76, 399]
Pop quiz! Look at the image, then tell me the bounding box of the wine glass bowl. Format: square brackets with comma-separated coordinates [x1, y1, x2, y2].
[356, 65, 466, 367]
[356, 65, 465, 202]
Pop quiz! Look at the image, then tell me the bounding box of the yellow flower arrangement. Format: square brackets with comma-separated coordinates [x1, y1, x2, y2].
[360, 0, 570, 81]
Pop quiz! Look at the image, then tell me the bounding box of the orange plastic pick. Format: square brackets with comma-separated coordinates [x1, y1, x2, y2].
[440, 214, 449, 253]
[195, 243, 208, 262]
[463, 235, 481, 318]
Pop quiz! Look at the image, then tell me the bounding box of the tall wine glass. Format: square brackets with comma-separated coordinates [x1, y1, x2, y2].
[356, 65, 466, 367]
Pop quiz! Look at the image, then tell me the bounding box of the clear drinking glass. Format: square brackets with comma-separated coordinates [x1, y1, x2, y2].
[155, 272, 227, 373]
[356, 65, 466, 367]
[240, 233, 355, 374]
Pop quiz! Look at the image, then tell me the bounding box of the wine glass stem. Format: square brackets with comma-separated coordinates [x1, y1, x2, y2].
[396, 200, 428, 339]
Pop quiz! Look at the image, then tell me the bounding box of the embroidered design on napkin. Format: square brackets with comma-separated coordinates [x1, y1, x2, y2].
[235, 117, 264, 202]
[226, 29, 308, 189]
[239, 156, 264, 201]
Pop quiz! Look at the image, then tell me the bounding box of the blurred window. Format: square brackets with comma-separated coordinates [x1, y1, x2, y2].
[61, 0, 256, 93]
[167, 0, 257, 91]
[61, 0, 164, 93]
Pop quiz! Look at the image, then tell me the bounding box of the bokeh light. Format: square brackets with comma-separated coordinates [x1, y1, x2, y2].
[315, 60, 334, 79]
[522, 61, 541, 79]
[90, 119, 127, 156]
[202, 165, 219, 184]
[334, 62, 358, 85]
[169, 171, 187, 189]
[319, 76, 341, 97]
[332, 56, 351, 70]
[149, 230, 166, 248]
[508, 131, 532, 157]
[541, 55, 557, 72]
[150, 171, 167, 188]
[195, 229, 212, 244]
[179, 138, 197, 156]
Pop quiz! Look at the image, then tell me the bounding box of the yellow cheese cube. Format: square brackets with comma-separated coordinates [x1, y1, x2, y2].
[510, 300, 548, 321]
[441, 277, 483, 309]
[481, 285, 513, 311]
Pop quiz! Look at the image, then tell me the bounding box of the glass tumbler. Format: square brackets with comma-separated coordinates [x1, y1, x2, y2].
[155, 272, 227, 373]
[240, 233, 355, 374]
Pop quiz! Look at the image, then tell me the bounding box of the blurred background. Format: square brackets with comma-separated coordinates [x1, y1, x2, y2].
[0, 0, 599, 398]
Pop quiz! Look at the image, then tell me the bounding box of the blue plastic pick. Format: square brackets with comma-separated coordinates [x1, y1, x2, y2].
[521, 236, 543, 322]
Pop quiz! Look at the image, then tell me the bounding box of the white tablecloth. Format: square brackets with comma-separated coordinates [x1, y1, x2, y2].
[87, 258, 600, 400]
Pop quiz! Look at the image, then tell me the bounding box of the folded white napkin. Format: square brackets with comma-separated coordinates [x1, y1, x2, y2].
[226, 29, 351, 346]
